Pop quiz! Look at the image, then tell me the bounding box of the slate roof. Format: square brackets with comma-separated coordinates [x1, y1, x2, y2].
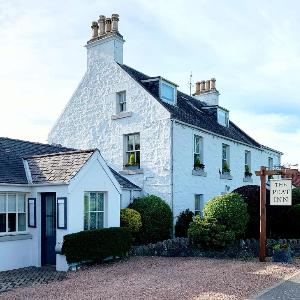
[25, 150, 95, 184]
[0, 137, 141, 189]
[119, 64, 262, 148]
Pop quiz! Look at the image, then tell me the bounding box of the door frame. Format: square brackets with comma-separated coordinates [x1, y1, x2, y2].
[41, 192, 56, 266]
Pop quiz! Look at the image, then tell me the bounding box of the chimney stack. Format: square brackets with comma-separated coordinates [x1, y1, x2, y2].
[193, 78, 219, 106]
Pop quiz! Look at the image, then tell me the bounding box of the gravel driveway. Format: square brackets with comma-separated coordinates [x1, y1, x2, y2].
[1, 257, 299, 300]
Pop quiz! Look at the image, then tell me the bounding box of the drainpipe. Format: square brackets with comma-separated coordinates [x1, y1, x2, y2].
[171, 119, 174, 236]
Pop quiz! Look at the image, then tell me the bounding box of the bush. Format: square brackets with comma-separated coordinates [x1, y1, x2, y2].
[292, 188, 300, 205]
[120, 208, 142, 233]
[62, 227, 132, 264]
[286, 204, 300, 238]
[175, 209, 194, 237]
[188, 215, 235, 250]
[204, 193, 249, 237]
[129, 195, 172, 244]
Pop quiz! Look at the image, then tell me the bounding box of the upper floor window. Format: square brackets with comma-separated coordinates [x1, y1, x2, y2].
[84, 192, 105, 230]
[0, 193, 26, 234]
[194, 135, 204, 170]
[116, 91, 126, 113]
[195, 194, 204, 217]
[222, 144, 230, 173]
[124, 133, 140, 170]
[245, 150, 251, 175]
[217, 108, 229, 127]
[268, 157, 274, 170]
[160, 80, 176, 103]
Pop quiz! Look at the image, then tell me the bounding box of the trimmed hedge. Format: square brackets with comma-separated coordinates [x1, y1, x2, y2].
[129, 195, 172, 244]
[120, 208, 142, 233]
[175, 209, 194, 237]
[204, 193, 249, 237]
[286, 204, 300, 238]
[62, 227, 132, 264]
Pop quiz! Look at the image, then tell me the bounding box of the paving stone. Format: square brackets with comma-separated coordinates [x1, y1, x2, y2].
[0, 266, 66, 294]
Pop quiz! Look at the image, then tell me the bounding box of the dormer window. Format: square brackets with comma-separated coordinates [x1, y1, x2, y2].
[217, 108, 229, 127]
[160, 80, 176, 104]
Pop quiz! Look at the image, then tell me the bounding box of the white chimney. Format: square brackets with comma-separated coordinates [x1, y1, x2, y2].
[193, 78, 219, 106]
[85, 13, 125, 67]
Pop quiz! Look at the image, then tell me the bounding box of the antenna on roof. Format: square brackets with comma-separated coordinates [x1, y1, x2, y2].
[189, 71, 193, 96]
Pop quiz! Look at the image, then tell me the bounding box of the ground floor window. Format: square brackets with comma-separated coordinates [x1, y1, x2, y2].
[0, 193, 26, 234]
[195, 194, 204, 217]
[84, 192, 105, 230]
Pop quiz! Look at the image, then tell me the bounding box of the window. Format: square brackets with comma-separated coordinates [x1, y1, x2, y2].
[84, 192, 105, 230]
[217, 108, 229, 127]
[245, 150, 251, 173]
[124, 133, 140, 169]
[117, 91, 126, 113]
[0, 193, 26, 234]
[160, 81, 176, 103]
[268, 157, 274, 170]
[195, 194, 204, 217]
[222, 144, 230, 172]
[194, 135, 204, 169]
[57, 197, 67, 229]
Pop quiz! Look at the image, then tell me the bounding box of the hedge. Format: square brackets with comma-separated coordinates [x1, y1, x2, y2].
[120, 208, 142, 233]
[62, 227, 132, 264]
[129, 195, 172, 244]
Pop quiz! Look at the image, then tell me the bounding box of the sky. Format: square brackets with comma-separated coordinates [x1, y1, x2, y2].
[0, 0, 299, 167]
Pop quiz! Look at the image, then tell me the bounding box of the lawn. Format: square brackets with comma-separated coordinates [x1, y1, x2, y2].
[1, 257, 299, 300]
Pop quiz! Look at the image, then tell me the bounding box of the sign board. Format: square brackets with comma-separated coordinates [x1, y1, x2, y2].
[270, 179, 292, 206]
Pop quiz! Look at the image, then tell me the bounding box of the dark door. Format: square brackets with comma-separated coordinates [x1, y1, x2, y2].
[41, 193, 56, 265]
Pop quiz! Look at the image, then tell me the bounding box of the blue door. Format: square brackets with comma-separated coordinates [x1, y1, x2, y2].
[41, 193, 56, 265]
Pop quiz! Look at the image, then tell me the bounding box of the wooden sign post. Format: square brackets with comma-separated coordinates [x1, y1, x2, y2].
[255, 166, 298, 262]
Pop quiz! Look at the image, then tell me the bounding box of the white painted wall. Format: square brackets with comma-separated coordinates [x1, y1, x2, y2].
[172, 121, 281, 219]
[48, 56, 172, 207]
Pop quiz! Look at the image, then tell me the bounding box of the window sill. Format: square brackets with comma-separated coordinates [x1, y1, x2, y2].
[0, 233, 32, 242]
[243, 176, 253, 183]
[120, 168, 144, 175]
[220, 173, 233, 180]
[111, 111, 132, 120]
[192, 169, 207, 177]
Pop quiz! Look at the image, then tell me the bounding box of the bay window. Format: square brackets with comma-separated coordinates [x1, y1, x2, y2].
[84, 192, 105, 230]
[0, 193, 26, 234]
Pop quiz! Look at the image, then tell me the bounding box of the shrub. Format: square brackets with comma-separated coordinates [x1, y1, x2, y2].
[188, 215, 235, 250]
[62, 227, 132, 264]
[204, 193, 249, 237]
[120, 208, 142, 233]
[292, 188, 300, 205]
[129, 195, 172, 244]
[286, 204, 300, 238]
[175, 209, 194, 237]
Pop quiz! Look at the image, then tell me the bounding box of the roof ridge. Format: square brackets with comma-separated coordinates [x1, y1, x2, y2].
[24, 149, 96, 159]
[0, 136, 63, 148]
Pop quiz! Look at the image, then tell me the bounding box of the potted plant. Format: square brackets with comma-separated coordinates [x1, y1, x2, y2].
[222, 161, 231, 175]
[244, 165, 252, 178]
[125, 153, 139, 170]
[194, 158, 205, 170]
[272, 243, 292, 263]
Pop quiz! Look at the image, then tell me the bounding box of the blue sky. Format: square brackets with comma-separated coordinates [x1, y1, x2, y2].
[0, 0, 299, 166]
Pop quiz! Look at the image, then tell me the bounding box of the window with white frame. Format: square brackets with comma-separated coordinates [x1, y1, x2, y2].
[160, 81, 176, 103]
[195, 194, 204, 217]
[222, 144, 230, 173]
[116, 91, 126, 113]
[217, 108, 229, 127]
[0, 193, 26, 234]
[268, 157, 274, 170]
[245, 150, 251, 174]
[194, 135, 204, 169]
[84, 192, 105, 230]
[124, 133, 140, 169]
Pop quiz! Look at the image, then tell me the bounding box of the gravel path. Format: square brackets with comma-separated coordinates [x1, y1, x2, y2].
[1, 257, 299, 300]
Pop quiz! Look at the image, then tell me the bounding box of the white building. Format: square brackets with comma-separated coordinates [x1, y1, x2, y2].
[48, 14, 282, 220]
[0, 138, 140, 271]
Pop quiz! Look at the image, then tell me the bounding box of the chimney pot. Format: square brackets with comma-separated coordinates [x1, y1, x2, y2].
[105, 17, 112, 33]
[98, 15, 106, 37]
[195, 81, 201, 95]
[91, 21, 99, 39]
[210, 78, 216, 90]
[111, 14, 119, 32]
[200, 80, 205, 93]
